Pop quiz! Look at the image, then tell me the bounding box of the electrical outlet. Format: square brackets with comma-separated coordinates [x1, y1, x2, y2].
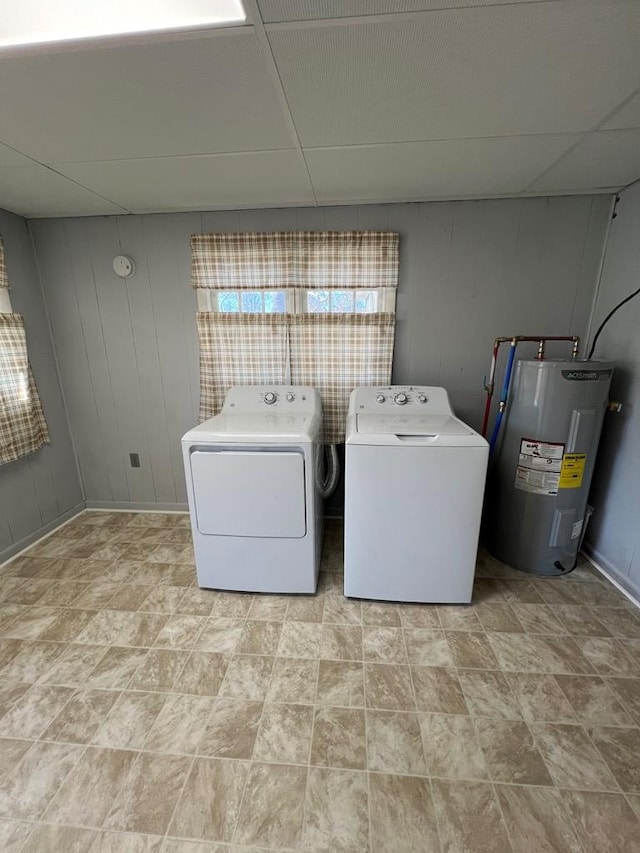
[129, 453, 141, 468]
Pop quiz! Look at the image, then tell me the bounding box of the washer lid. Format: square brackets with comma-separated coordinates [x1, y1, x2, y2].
[356, 414, 472, 436]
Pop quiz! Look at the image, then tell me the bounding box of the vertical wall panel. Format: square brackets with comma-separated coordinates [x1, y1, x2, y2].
[30, 196, 612, 510]
[0, 209, 82, 561]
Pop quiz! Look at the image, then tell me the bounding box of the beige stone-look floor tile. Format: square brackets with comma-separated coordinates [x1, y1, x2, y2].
[0, 637, 23, 671]
[606, 677, 640, 724]
[3, 606, 60, 639]
[43, 688, 120, 744]
[107, 585, 152, 611]
[626, 793, 640, 819]
[218, 655, 274, 701]
[247, 594, 289, 621]
[554, 674, 634, 724]
[104, 751, 191, 835]
[530, 722, 617, 790]
[369, 774, 438, 853]
[0, 740, 82, 819]
[362, 627, 407, 663]
[127, 649, 189, 692]
[317, 571, 344, 595]
[198, 699, 263, 759]
[437, 606, 482, 631]
[458, 669, 521, 719]
[0, 682, 29, 717]
[138, 585, 187, 614]
[266, 657, 319, 704]
[322, 596, 362, 625]
[37, 580, 91, 608]
[170, 757, 249, 842]
[576, 637, 639, 677]
[594, 607, 640, 638]
[144, 694, 214, 755]
[78, 611, 168, 648]
[445, 630, 499, 669]
[321, 625, 363, 661]
[236, 620, 281, 656]
[0, 684, 73, 738]
[403, 628, 452, 666]
[510, 603, 567, 635]
[365, 663, 415, 711]
[233, 762, 307, 848]
[419, 713, 487, 780]
[285, 596, 325, 623]
[173, 652, 229, 697]
[302, 766, 369, 852]
[562, 789, 640, 853]
[474, 719, 552, 785]
[175, 588, 217, 617]
[398, 603, 441, 629]
[277, 621, 322, 658]
[311, 706, 367, 769]
[316, 660, 364, 708]
[496, 785, 583, 853]
[472, 578, 507, 605]
[21, 823, 97, 852]
[587, 726, 640, 792]
[0, 640, 66, 682]
[489, 632, 593, 674]
[431, 778, 512, 853]
[2, 579, 50, 605]
[70, 582, 122, 609]
[39, 643, 107, 686]
[0, 739, 33, 782]
[254, 702, 313, 764]
[361, 602, 401, 627]
[366, 710, 427, 774]
[153, 615, 205, 650]
[552, 604, 612, 637]
[0, 819, 33, 852]
[150, 840, 209, 853]
[93, 691, 167, 749]
[86, 647, 149, 689]
[212, 593, 253, 618]
[40, 608, 99, 642]
[88, 830, 164, 851]
[506, 673, 578, 723]
[412, 666, 468, 714]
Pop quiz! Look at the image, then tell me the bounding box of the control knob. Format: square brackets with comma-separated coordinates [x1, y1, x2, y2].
[417, 394, 427, 403]
[286, 393, 295, 402]
[376, 394, 385, 403]
[394, 392, 408, 405]
[264, 392, 277, 405]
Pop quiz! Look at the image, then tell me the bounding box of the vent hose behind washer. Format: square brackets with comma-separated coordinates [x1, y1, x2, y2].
[319, 444, 340, 499]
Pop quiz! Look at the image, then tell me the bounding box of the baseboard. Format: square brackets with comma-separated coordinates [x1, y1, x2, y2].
[85, 501, 189, 513]
[582, 544, 640, 609]
[0, 502, 86, 567]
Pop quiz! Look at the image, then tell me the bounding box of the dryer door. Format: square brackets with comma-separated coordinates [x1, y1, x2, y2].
[190, 449, 306, 538]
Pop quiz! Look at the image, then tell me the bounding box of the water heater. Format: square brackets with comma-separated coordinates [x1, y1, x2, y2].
[486, 359, 613, 575]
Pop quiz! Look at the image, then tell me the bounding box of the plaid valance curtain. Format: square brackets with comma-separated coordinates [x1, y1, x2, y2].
[0, 313, 50, 465]
[192, 231, 399, 443]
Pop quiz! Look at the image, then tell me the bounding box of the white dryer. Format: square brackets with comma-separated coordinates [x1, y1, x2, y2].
[344, 386, 488, 603]
[182, 386, 323, 594]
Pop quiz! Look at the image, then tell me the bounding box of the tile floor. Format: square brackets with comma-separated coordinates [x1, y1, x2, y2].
[0, 511, 639, 852]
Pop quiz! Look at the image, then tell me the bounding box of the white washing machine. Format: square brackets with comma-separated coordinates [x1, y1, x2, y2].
[344, 386, 488, 603]
[182, 386, 323, 593]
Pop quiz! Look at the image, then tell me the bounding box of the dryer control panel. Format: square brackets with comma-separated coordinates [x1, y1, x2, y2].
[222, 385, 321, 415]
[350, 385, 454, 415]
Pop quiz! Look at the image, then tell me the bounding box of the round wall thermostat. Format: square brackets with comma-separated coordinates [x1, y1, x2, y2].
[113, 255, 135, 278]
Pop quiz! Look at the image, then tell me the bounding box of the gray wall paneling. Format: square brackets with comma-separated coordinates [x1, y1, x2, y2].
[0, 208, 83, 562]
[584, 182, 640, 600]
[30, 195, 612, 511]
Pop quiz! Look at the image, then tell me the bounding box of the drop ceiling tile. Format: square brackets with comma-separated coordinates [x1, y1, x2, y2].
[0, 165, 127, 217]
[258, 0, 539, 23]
[305, 134, 580, 202]
[0, 142, 34, 167]
[603, 92, 640, 130]
[0, 33, 293, 163]
[528, 129, 640, 192]
[269, 1, 640, 146]
[54, 150, 315, 213]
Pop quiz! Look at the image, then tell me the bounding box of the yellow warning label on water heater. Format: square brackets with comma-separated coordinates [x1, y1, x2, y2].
[559, 453, 586, 489]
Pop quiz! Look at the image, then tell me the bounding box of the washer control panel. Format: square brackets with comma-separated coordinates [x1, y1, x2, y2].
[352, 385, 453, 414]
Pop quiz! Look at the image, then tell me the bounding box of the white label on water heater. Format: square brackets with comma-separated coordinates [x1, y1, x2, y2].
[514, 438, 565, 496]
[571, 519, 584, 540]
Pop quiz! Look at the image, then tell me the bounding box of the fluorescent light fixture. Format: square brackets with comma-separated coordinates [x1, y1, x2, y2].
[0, 1, 246, 48]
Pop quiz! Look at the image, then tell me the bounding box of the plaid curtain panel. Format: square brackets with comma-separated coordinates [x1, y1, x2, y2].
[191, 231, 399, 290]
[196, 313, 289, 421]
[289, 314, 396, 444]
[0, 314, 50, 465]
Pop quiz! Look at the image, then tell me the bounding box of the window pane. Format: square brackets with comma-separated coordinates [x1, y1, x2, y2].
[330, 290, 354, 312]
[240, 291, 263, 313]
[264, 291, 286, 313]
[217, 291, 240, 312]
[355, 289, 378, 313]
[307, 290, 331, 313]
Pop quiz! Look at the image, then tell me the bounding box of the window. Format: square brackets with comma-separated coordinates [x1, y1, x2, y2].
[216, 290, 287, 313]
[200, 287, 392, 315]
